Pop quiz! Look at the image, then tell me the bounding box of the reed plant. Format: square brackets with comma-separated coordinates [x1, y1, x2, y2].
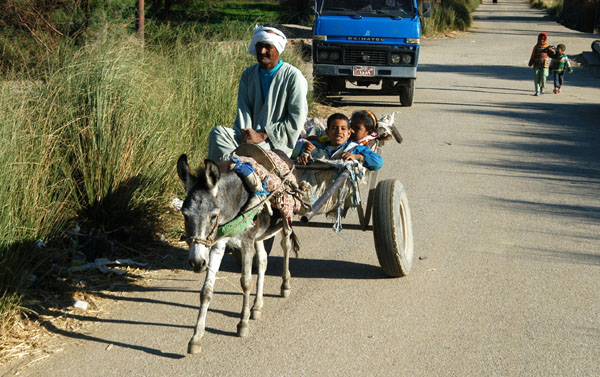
[0, 22, 317, 332]
[530, 0, 563, 18]
[422, 0, 481, 34]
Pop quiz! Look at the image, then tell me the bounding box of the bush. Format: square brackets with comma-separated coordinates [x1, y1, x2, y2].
[422, 0, 481, 35]
[530, 0, 563, 17]
[0, 22, 312, 335]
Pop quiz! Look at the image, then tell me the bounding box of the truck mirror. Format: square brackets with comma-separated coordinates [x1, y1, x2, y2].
[309, 0, 317, 14]
[422, 1, 432, 18]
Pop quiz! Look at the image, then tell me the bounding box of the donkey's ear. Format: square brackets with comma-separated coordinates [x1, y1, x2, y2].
[177, 154, 196, 192]
[204, 159, 221, 190]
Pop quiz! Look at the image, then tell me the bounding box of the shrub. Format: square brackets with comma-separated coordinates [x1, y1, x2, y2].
[0, 22, 312, 335]
[422, 0, 481, 34]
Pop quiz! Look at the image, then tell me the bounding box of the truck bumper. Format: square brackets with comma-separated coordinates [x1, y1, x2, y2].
[313, 64, 417, 79]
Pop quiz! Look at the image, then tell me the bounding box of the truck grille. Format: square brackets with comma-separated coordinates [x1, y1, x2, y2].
[343, 49, 388, 65]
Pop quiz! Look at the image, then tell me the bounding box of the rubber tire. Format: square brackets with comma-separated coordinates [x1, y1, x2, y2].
[399, 79, 414, 107]
[373, 179, 414, 277]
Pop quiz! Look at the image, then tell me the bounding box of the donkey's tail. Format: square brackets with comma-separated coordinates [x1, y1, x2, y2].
[290, 230, 300, 258]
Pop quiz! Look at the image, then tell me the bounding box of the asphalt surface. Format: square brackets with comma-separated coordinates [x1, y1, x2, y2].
[3, 0, 599, 376]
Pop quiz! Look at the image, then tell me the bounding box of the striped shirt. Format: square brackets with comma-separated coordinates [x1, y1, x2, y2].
[529, 43, 551, 69]
[550, 54, 573, 73]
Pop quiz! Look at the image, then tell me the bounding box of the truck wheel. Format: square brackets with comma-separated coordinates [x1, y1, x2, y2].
[373, 179, 414, 277]
[399, 79, 414, 107]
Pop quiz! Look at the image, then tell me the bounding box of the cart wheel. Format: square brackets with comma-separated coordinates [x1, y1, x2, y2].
[373, 179, 414, 277]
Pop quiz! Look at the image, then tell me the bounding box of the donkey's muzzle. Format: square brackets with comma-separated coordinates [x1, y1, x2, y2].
[189, 259, 206, 273]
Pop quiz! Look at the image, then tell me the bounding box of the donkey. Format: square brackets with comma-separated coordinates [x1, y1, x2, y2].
[177, 154, 296, 354]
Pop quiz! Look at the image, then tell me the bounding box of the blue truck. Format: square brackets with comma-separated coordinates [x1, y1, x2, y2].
[310, 0, 431, 106]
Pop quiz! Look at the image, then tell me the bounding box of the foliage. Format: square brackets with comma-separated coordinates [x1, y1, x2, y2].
[0, 19, 312, 334]
[530, 0, 563, 18]
[422, 0, 481, 34]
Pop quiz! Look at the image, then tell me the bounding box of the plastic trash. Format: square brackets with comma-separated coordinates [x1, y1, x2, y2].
[172, 197, 184, 211]
[73, 300, 88, 310]
[68, 258, 148, 275]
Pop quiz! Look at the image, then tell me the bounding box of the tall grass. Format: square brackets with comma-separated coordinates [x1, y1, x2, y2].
[0, 23, 310, 331]
[530, 0, 563, 18]
[422, 0, 482, 35]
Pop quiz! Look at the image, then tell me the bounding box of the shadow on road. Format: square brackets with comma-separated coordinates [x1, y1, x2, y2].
[456, 96, 600, 265]
[40, 317, 186, 359]
[419, 64, 600, 91]
[219, 254, 388, 279]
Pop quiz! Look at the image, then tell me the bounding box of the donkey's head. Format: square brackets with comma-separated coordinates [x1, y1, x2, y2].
[177, 154, 222, 273]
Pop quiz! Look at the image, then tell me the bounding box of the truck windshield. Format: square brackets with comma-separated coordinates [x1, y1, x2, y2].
[321, 0, 415, 17]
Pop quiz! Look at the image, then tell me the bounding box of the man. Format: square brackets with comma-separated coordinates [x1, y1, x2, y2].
[208, 25, 309, 161]
[208, 25, 309, 211]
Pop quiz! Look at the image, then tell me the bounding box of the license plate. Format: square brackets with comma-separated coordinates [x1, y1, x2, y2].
[353, 65, 375, 77]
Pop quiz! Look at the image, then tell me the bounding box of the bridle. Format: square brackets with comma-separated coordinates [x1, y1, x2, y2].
[185, 213, 221, 248]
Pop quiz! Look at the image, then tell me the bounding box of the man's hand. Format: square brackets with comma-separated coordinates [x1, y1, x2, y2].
[241, 129, 268, 144]
[341, 152, 364, 162]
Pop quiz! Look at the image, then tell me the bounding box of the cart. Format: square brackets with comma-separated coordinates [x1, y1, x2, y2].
[291, 117, 414, 277]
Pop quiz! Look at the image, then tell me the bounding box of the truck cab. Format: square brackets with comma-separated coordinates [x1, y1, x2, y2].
[310, 0, 431, 106]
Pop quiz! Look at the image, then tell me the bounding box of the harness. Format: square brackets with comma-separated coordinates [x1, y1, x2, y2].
[185, 165, 299, 249]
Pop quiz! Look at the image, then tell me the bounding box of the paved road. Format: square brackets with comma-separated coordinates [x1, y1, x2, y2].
[4, 0, 599, 376]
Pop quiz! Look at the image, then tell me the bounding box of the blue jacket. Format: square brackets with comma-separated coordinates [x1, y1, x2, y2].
[310, 140, 383, 171]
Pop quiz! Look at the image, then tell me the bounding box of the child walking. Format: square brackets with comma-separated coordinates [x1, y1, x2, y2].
[528, 32, 555, 96]
[550, 44, 573, 94]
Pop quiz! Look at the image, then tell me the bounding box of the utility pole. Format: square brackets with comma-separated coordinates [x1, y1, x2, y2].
[138, 0, 145, 42]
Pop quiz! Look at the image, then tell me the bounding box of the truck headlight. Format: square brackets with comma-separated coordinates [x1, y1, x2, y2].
[313, 35, 327, 41]
[401, 54, 412, 64]
[318, 51, 329, 61]
[406, 38, 420, 44]
[329, 51, 340, 61]
[391, 54, 401, 64]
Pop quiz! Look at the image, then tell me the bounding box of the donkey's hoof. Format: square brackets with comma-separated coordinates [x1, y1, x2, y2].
[251, 309, 261, 320]
[281, 288, 291, 298]
[187, 341, 202, 354]
[237, 323, 249, 337]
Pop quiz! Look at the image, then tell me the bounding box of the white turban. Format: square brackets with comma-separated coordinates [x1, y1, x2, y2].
[248, 25, 287, 56]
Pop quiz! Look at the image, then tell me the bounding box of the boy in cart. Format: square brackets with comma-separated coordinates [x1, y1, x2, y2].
[294, 112, 383, 171]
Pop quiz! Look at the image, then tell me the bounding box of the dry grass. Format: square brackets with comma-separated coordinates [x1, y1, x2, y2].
[0, 263, 158, 371]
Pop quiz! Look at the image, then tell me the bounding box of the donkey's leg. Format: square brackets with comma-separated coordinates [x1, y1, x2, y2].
[280, 231, 292, 298]
[237, 242, 255, 337]
[188, 242, 226, 354]
[251, 239, 268, 320]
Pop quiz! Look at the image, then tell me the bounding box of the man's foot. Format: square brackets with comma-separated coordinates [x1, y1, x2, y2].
[553, 88, 558, 94]
[558, 88, 561, 93]
[534, 91, 539, 96]
[540, 89, 545, 95]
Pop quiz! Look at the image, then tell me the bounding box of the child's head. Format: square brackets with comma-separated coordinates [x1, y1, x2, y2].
[350, 110, 377, 141]
[557, 44, 566, 54]
[326, 113, 351, 146]
[537, 32, 548, 44]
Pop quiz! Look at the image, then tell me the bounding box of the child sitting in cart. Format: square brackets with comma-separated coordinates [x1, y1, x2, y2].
[294, 112, 383, 171]
[349, 109, 379, 146]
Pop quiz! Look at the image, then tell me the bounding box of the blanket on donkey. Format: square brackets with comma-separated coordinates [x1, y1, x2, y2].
[233, 150, 302, 220]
